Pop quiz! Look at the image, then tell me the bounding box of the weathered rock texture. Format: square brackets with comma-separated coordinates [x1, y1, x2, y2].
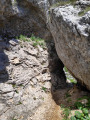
[0, 0, 52, 40]
[0, 35, 68, 120]
[0, 38, 50, 120]
[0, 0, 90, 88]
[48, 1, 90, 89]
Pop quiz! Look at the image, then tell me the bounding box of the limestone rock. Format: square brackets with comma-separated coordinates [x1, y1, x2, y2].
[0, 0, 52, 40]
[48, 3, 90, 89]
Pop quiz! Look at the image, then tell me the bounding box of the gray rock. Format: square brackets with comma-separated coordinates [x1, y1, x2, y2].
[9, 39, 19, 46]
[0, 0, 52, 40]
[0, 0, 90, 119]
[0, 39, 58, 120]
[48, 4, 90, 89]
[0, 83, 13, 93]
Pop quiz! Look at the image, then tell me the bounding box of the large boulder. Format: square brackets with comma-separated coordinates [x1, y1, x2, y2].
[48, 1, 90, 89]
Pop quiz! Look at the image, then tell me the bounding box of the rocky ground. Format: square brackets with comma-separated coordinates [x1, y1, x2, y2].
[0, 37, 63, 120]
[0, 37, 89, 120]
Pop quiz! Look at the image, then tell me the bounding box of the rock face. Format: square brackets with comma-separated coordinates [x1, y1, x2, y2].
[0, 38, 50, 120]
[0, 0, 90, 89]
[0, 0, 52, 40]
[48, 1, 90, 89]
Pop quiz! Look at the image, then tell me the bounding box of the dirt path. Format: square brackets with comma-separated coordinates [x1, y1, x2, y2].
[29, 93, 62, 120]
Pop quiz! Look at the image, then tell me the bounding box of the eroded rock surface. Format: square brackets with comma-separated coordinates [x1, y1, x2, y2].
[0, 0, 52, 40]
[48, 1, 90, 89]
[0, 37, 67, 120]
[0, 38, 49, 120]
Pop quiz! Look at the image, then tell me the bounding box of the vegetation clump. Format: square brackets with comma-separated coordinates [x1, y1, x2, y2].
[78, 7, 90, 16]
[61, 96, 90, 120]
[17, 34, 45, 48]
[62, 67, 90, 120]
[64, 67, 77, 84]
[30, 34, 45, 47]
[50, 0, 77, 8]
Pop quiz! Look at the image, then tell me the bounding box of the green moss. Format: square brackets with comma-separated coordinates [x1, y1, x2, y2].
[78, 11, 85, 16]
[84, 7, 90, 13]
[42, 87, 47, 92]
[12, 84, 16, 88]
[78, 7, 90, 16]
[50, 0, 77, 8]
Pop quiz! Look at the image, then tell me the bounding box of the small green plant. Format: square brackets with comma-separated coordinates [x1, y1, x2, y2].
[64, 67, 68, 72]
[18, 35, 31, 42]
[33, 42, 38, 47]
[78, 7, 90, 16]
[78, 11, 85, 16]
[63, 108, 71, 120]
[18, 101, 22, 105]
[65, 92, 71, 98]
[69, 78, 77, 84]
[30, 34, 45, 48]
[30, 34, 44, 42]
[42, 87, 47, 92]
[12, 84, 16, 88]
[50, 0, 77, 8]
[15, 90, 19, 93]
[74, 101, 84, 109]
[61, 96, 90, 120]
[17, 34, 45, 48]
[67, 98, 72, 103]
[61, 104, 65, 108]
[19, 84, 23, 87]
[70, 108, 90, 120]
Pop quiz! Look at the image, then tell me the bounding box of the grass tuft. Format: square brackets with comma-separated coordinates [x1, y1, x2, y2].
[64, 67, 77, 84]
[42, 87, 47, 92]
[50, 0, 77, 8]
[17, 34, 45, 48]
[78, 7, 90, 16]
[61, 96, 90, 120]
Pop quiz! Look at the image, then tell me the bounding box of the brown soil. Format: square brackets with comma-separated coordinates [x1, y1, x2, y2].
[28, 93, 62, 120]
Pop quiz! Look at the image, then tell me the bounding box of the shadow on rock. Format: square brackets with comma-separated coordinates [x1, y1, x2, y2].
[0, 37, 10, 83]
[45, 39, 90, 108]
